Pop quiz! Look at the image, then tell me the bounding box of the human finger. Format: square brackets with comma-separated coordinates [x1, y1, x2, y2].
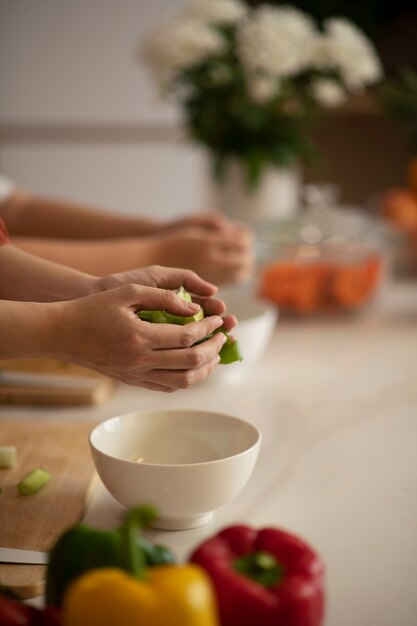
[203, 252, 254, 281]
[148, 315, 224, 349]
[219, 248, 255, 269]
[142, 265, 217, 296]
[117, 284, 202, 318]
[219, 314, 237, 333]
[191, 295, 226, 316]
[178, 213, 231, 232]
[215, 233, 253, 253]
[100, 266, 217, 297]
[144, 354, 220, 389]
[135, 381, 177, 393]
[146, 332, 227, 370]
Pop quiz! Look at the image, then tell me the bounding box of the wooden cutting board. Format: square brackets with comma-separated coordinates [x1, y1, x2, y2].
[0, 359, 114, 406]
[0, 419, 98, 598]
[0, 377, 113, 406]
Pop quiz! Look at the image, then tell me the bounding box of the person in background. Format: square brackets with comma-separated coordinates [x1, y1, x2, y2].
[0, 177, 253, 284]
[0, 216, 236, 392]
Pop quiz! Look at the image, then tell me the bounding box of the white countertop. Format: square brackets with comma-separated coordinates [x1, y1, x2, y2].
[2, 282, 417, 626]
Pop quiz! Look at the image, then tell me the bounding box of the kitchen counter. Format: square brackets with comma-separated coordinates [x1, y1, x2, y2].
[2, 282, 417, 626]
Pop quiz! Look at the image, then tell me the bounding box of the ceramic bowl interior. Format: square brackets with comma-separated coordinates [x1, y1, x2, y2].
[90, 410, 261, 530]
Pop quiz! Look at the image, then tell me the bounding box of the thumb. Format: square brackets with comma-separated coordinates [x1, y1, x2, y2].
[120, 284, 201, 317]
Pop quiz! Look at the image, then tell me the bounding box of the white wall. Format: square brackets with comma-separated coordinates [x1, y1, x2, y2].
[0, 0, 206, 217]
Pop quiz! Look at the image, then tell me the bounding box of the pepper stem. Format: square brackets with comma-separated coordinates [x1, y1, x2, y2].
[234, 551, 284, 587]
[120, 505, 156, 580]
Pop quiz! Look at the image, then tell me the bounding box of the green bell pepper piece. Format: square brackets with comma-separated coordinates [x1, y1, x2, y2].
[137, 287, 243, 365]
[137, 286, 204, 325]
[46, 506, 175, 607]
[193, 328, 243, 364]
[216, 330, 243, 365]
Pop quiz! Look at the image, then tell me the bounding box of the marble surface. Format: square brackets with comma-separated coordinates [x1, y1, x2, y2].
[2, 282, 417, 626]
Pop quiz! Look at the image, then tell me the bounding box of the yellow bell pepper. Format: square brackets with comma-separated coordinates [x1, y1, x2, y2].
[61, 507, 219, 626]
[63, 566, 219, 626]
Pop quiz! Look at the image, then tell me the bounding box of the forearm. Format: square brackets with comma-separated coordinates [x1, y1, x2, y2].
[0, 300, 63, 359]
[0, 243, 98, 301]
[12, 236, 162, 276]
[1, 190, 164, 239]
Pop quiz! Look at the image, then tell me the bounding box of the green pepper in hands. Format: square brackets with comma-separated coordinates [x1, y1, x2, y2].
[137, 287, 242, 365]
[137, 287, 204, 325]
[215, 329, 243, 364]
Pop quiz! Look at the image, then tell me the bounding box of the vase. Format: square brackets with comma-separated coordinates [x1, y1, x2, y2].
[205, 159, 302, 224]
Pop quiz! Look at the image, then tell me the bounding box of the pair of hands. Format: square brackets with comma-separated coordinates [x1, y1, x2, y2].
[56, 266, 237, 392]
[146, 214, 254, 285]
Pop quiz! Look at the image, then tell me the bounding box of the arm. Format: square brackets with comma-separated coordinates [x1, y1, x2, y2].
[0, 248, 237, 390]
[9, 236, 158, 276]
[0, 242, 97, 302]
[0, 187, 249, 240]
[0, 190, 163, 239]
[0, 289, 228, 391]
[0, 299, 62, 359]
[11, 224, 254, 284]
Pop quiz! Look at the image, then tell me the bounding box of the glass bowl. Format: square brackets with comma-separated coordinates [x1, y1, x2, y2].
[255, 206, 387, 315]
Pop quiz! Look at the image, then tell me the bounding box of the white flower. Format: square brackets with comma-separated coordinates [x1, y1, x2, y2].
[315, 18, 383, 90]
[142, 18, 227, 92]
[311, 78, 346, 107]
[183, 0, 247, 25]
[249, 75, 279, 103]
[237, 5, 319, 79]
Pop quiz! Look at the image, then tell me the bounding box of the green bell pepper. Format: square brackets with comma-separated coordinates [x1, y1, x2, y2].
[137, 286, 204, 325]
[46, 506, 175, 607]
[215, 329, 243, 365]
[137, 287, 243, 365]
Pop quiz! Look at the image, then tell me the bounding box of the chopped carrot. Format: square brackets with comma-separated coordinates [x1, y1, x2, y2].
[331, 265, 373, 308]
[259, 255, 381, 313]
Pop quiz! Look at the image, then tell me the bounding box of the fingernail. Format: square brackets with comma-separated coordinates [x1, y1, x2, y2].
[187, 302, 200, 311]
[216, 354, 221, 364]
[220, 333, 227, 345]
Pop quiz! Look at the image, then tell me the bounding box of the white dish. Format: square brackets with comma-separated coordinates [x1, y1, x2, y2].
[89, 409, 261, 530]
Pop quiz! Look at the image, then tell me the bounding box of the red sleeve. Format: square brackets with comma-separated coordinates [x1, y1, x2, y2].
[0, 217, 10, 244]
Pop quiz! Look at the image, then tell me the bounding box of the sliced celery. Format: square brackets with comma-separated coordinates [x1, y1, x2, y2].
[0, 446, 17, 468]
[18, 468, 51, 495]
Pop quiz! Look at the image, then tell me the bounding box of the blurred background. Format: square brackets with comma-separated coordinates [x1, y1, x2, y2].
[0, 0, 204, 219]
[1, 0, 416, 219]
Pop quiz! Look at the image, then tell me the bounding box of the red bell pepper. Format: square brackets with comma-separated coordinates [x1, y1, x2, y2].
[0, 593, 35, 626]
[190, 524, 324, 626]
[0, 592, 60, 626]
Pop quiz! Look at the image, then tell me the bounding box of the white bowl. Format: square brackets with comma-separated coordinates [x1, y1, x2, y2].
[89, 409, 261, 530]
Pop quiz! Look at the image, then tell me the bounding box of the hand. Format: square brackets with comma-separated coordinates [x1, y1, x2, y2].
[98, 264, 218, 294]
[165, 213, 240, 233]
[148, 226, 254, 285]
[54, 283, 235, 391]
[97, 265, 236, 331]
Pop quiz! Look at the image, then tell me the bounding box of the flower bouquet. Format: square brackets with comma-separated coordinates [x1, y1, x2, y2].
[143, 1, 382, 220]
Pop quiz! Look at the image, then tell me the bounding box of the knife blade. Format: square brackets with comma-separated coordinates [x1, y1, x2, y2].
[0, 370, 98, 389]
[0, 547, 48, 565]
